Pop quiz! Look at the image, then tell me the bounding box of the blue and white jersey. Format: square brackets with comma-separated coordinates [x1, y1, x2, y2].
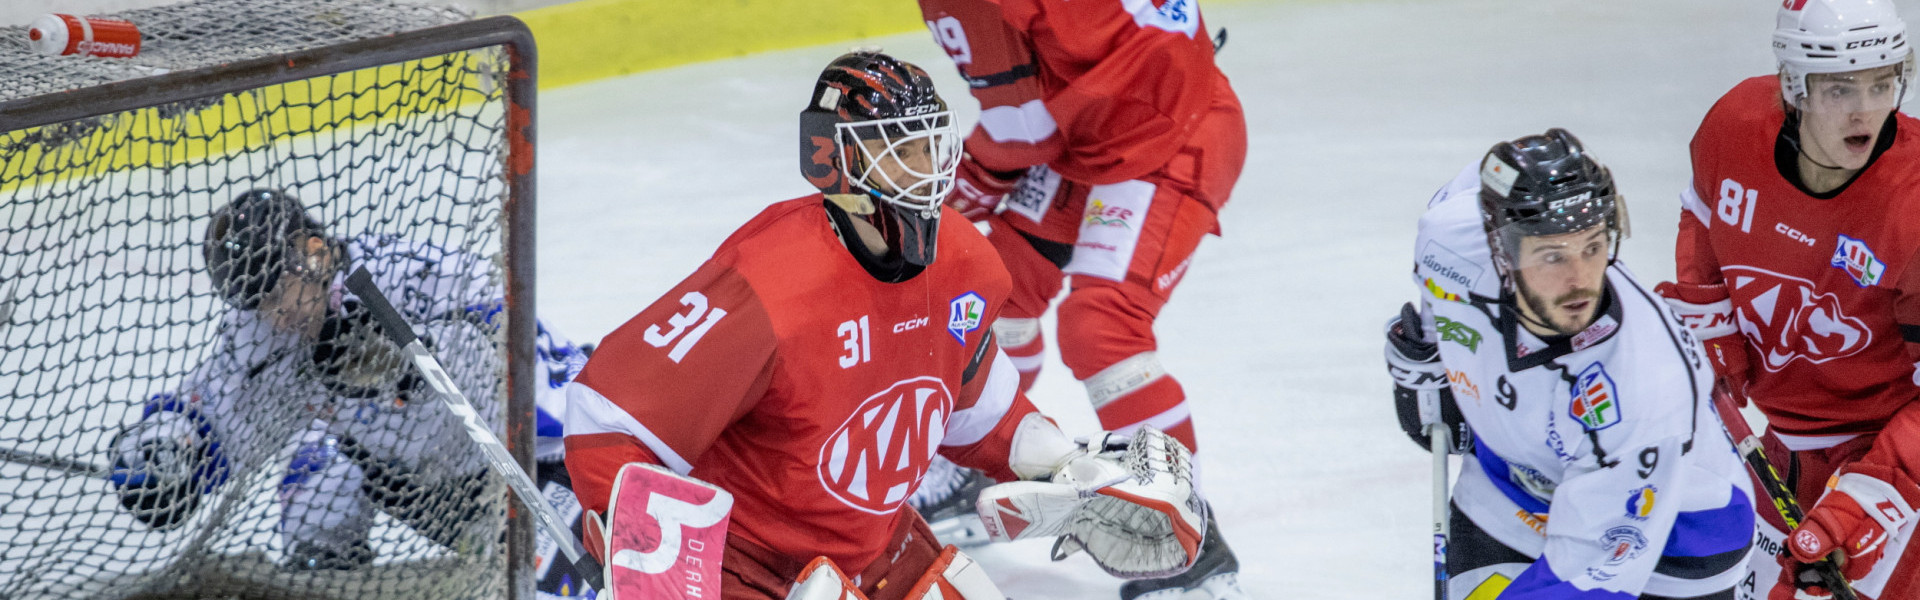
[1414, 163, 1754, 599]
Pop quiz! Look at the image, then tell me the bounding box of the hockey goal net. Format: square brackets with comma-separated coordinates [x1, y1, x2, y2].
[0, 1, 538, 599]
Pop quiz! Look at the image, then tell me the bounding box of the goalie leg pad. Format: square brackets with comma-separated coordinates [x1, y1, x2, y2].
[601, 462, 733, 600]
[786, 557, 867, 600]
[901, 546, 1005, 600]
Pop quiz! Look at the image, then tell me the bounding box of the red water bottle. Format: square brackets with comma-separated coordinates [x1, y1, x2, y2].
[27, 14, 142, 58]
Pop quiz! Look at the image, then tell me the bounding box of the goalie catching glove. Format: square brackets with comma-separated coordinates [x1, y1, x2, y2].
[974, 416, 1207, 579]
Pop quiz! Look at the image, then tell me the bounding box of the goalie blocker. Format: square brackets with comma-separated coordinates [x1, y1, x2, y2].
[584, 423, 1206, 599]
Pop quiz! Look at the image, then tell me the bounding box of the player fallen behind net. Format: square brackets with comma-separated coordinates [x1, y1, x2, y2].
[558, 50, 1214, 600]
[1389, 128, 1757, 600]
[106, 187, 597, 596]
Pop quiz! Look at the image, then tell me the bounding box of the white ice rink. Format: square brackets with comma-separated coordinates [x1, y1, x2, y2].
[527, 0, 1920, 598]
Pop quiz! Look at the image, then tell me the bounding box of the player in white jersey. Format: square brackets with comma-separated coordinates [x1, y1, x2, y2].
[104, 189, 590, 594]
[1388, 130, 1755, 599]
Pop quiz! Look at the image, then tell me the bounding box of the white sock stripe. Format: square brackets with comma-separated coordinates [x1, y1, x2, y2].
[1107, 404, 1192, 438]
[1085, 351, 1168, 408]
[994, 317, 1042, 348]
[563, 382, 694, 475]
[1007, 353, 1045, 372]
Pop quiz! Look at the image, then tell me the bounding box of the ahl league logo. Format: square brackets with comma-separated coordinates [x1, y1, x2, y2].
[817, 377, 953, 514]
[948, 292, 985, 345]
[1831, 235, 1886, 287]
[1726, 266, 1872, 371]
[1569, 362, 1621, 432]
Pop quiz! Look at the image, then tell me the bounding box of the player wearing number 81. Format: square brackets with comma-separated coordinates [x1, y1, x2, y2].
[562, 50, 1210, 600]
[1665, 1, 1920, 597]
[1390, 130, 1753, 599]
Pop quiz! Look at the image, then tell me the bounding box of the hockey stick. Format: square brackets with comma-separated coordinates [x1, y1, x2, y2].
[0, 445, 108, 477]
[1429, 424, 1450, 600]
[1710, 387, 1857, 600]
[344, 267, 605, 591]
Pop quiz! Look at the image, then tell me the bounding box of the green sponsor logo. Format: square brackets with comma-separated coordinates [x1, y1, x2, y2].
[1435, 317, 1482, 352]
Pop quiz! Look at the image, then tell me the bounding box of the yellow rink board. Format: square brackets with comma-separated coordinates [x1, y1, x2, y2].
[0, 55, 493, 194]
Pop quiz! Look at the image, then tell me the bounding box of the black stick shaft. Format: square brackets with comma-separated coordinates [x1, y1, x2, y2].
[1712, 388, 1856, 600]
[1, 446, 107, 477]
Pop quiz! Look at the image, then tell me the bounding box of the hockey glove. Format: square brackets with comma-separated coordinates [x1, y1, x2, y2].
[1787, 468, 1918, 582]
[311, 300, 425, 400]
[109, 395, 228, 530]
[975, 425, 1206, 579]
[949, 155, 1022, 221]
[1655, 281, 1751, 403]
[1386, 302, 1470, 454]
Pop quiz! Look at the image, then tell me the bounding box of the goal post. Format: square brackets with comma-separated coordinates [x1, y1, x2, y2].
[0, 4, 539, 599]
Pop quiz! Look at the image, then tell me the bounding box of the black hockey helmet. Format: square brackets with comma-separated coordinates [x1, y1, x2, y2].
[1478, 128, 1627, 274]
[203, 188, 328, 309]
[799, 50, 960, 267]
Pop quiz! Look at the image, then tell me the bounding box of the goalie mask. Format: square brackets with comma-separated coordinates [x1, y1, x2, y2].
[203, 188, 335, 310]
[1479, 129, 1628, 335]
[799, 50, 961, 267]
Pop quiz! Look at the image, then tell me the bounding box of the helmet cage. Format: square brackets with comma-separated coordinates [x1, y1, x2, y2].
[836, 111, 961, 216]
[204, 190, 329, 310]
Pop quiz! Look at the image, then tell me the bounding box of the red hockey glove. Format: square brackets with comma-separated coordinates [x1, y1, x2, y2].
[1655, 281, 1751, 404]
[1788, 471, 1917, 582]
[948, 155, 1021, 222]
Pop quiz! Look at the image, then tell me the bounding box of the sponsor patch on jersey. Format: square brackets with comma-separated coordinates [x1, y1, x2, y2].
[1004, 164, 1059, 224]
[1123, 0, 1200, 37]
[1570, 315, 1618, 352]
[1435, 317, 1482, 352]
[1545, 409, 1574, 463]
[1481, 154, 1521, 197]
[1569, 362, 1622, 431]
[1063, 180, 1153, 282]
[1420, 240, 1484, 294]
[1727, 265, 1873, 371]
[1447, 369, 1481, 403]
[817, 377, 954, 514]
[1507, 462, 1558, 503]
[1626, 485, 1657, 521]
[948, 292, 986, 346]
[1831, 234, 1886, 287]
[1602, 526, 1649, 566]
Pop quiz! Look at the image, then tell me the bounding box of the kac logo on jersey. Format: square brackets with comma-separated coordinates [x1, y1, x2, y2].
[1569, 362, 1621, 432]
[1625, 485, 1657, 521]
[1831, 235, 1886, 288]
[1602, 526, 1649, 566]
[1726, 266, 1872, 371]
[948, 292, 986, 346]
[817, 377, 954, 514]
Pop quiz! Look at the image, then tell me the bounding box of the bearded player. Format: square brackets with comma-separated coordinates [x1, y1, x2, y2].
[560, 50, 1211, 600]
[1661, 0, 1920, 598]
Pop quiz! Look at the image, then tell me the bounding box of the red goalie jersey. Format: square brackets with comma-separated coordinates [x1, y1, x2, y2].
[1678, 76, 1920, 438]
[917, 0, 1237, 191]
[562, 197, 1040, 576]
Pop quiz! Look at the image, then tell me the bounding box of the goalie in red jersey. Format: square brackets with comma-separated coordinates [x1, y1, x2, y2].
[559, 51, 1211, 600]
[1662, 1, 1920, 598]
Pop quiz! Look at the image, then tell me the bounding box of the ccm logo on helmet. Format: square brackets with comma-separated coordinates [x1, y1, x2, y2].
[901, 104, 940, 116]
[1848, 37, 1891, 50]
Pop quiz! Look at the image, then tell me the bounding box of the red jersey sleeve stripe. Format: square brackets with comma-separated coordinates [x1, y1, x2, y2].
[565, 382, 695, 475]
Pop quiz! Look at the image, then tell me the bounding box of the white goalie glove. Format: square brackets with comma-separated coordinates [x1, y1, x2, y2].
[974, 415, 1206, 579]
